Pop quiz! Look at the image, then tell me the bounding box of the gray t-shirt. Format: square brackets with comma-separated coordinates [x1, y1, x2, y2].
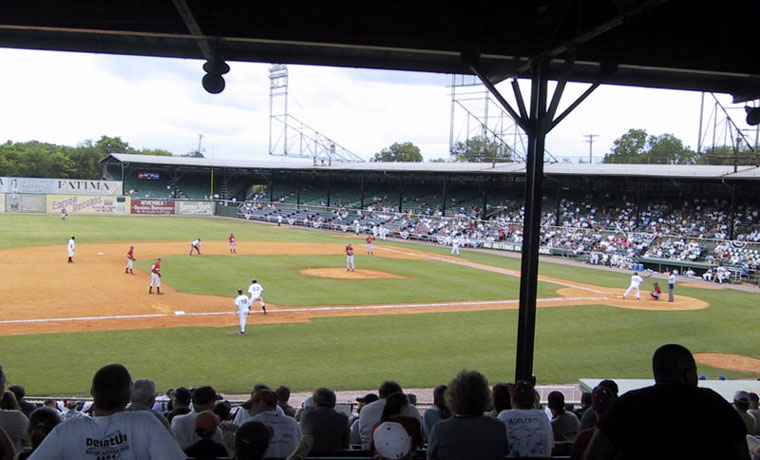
[427, 415, 507, 460]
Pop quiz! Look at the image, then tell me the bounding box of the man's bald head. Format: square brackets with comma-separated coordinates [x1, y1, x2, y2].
[652, 344, 698, 385]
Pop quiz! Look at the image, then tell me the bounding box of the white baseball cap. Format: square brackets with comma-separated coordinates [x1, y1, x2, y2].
[373, 422, 411, 459]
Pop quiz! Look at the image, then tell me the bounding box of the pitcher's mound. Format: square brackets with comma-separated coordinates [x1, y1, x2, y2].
[694, 353, 760, 373]
[299, 268, 407, 280]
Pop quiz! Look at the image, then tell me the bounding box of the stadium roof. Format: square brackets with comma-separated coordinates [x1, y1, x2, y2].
[103, 153, 760, 180]
[1, 1, 759, 102]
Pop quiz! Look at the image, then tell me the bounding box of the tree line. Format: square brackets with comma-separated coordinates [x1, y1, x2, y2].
[0, 136, 171, 179]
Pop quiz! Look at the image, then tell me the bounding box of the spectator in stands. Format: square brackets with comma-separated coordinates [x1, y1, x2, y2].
[165, 386, 191, 423]
[0, 392, 19, 412]
[491, 383, 513, 417]
[423, 384, 451, 438]
[28, 363, 185, 459]
[568, 385, 616, 460]
[749, 392, 760, 435]
[548, 391, 579, 442]
[371, 392, 423, 455]
[234, 421, 272, 460]
[214, 400, 238, 456]
[184, 410, 229, 459]
[276, 385, 296, 417]
[579, 379, 618, 430]
[237, 384, 288, 425]
[734, 391, 757, 435]
[498, 379, 553, 457]
[16, 407, 60, 460]
[584, 343, 750, 460]
[242, 388, 300, 459]
[7, 385, 36, 418]
[299, 387, 349, 454]
[0, 365, 28, 452]
[358, 381, 423, 450]
[573, 392, 592, 421]
[0, 426, 15, 460]
[349, 393, 378, 445]
[126, 378, 171, 431]
[427, 369, 508, 460]
[171, 386, 225, 451]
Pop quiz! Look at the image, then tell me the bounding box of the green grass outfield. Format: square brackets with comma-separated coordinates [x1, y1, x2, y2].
[1, 214, 759, 395]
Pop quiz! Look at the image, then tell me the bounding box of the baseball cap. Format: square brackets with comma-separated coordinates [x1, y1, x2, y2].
[195, 410, 220, 437]
[509, 379, 535, 405]
[242, 389, 278, 409]
[373, 422, 412, 460]
[591, 385, 616, 414]
[172, 387, 192, 405]
[356, 393, 379, 404]
[734, 390, 750, 404]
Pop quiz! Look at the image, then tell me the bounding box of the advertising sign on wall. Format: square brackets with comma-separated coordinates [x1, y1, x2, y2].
[176, 201, 214, 216]
[0, 193, 4, 213]
[131, 199, 176, 215]
[47, 195, 130, 215]
[0, 177, 122, 195]
[5, 194, 46, 213]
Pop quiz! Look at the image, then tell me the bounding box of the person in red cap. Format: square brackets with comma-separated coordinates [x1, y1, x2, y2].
[125, 245, 135, 275]
[184, 410, 229, 458]
[149, 257, 163, 295]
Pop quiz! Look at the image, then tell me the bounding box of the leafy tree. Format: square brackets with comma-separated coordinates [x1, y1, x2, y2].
[604, 129, 696, 164]
[450, 135, 513, 162]
[696, 145, 759, 165]
[372, 142, 422, 162]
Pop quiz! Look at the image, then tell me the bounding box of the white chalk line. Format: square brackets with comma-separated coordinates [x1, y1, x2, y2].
[0, 296, 610, 325]
[376, 245, 608, 294]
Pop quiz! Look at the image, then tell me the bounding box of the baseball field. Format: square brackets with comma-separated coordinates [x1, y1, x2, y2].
[1, 214, 759, 396]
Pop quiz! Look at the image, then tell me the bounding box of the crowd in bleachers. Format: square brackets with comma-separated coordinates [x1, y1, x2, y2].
[2, 344, 759, 459]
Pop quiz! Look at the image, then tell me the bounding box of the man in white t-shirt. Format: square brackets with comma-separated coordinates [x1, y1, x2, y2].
[358, 381, 423, 450]
[28, 364, 185, 460]
[171, 386, 225, 451]
[622, 272, 644, 300]
[242, 389, 301, 459]
[234, 288, 252, 335]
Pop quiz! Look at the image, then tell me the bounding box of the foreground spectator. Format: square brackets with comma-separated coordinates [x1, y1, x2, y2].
[185, 410, 229, 459]
[242, 389, 301, 459]
[299, 387, 349, 454]
[568, 385, 615, 460]
[584, 343, 750, 459]
[16, 407, 61, 460]
[165, 386, 191, 423]
[7, 385, 36, 418]
[359, 381, 422, 449]
[29, 363, 185, 459]
[423, 384, 451, 438]
[125, 378, 171, 431]
[171, 386, 225, 450]
[548, 391, 579, 442]
[0, 426, 14, 460]
[371, 392, 423, 455]
[349, 393, 378, 445]
[497, 379, 553, 457]
[276, 386, 297, 417]
[491, 382, 512, 417]
[234, 421, 272, 460]
[579, 379, 618, 430]
[0, 365, 27, 452]
[734, 391, 757, 435]
[749, 393, 760, 435]
[427, 370, 508, 460]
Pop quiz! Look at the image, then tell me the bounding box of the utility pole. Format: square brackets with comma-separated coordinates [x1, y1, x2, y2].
[584, 134, 599, 164]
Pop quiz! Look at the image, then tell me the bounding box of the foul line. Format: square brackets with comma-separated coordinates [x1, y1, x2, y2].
[0, 296, 610, 325]
[376, 246, 608, 294]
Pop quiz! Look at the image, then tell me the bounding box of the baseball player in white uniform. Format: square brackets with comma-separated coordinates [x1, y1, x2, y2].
[189, 238, 202, 256]
[234, 288, 252, 335]
[67, 236, 76, 263]
[450, 235, 461, 256]
[248, 278, 267, 314]
[623, 271, 644, 300]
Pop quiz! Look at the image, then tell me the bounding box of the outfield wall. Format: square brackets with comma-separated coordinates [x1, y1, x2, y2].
[0, 177, 122, 195]
[0, 193, 214, 216]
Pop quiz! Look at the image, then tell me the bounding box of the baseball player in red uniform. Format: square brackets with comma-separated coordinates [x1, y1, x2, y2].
[366, 235, 374, 255]
[149, 257, 163, 295]
[61, 207, 67, 220]
[125, 245, 135, 275]
[229, 233, 237, 254]
[346, 243, 355, 271]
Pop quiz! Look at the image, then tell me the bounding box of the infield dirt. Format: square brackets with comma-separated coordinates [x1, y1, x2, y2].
[0, 241, 708, 336]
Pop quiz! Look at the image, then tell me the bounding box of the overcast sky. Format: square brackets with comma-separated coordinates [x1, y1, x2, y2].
[0, 47, 747, 163]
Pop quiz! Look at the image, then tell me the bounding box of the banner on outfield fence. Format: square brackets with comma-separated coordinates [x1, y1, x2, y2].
[0, 193, 4, 213]
[176, 201, 214, 216]
[482, 241, 551, 255]
[47, 195, 130, 214]
[131, 199, 176, 215]
[0, 177, 122, 195]
[5, 194, 46, 213]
